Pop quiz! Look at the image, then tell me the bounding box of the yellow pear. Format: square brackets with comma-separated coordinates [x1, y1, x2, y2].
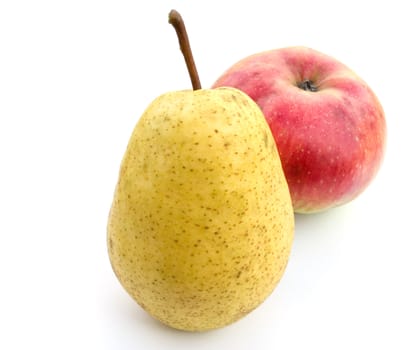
[107, 10, 294, 331]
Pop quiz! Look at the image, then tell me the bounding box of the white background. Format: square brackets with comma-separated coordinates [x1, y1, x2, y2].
[1, 1, 414, 349]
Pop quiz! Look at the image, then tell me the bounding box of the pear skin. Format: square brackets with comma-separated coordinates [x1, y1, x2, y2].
[107, 87, 294, 331]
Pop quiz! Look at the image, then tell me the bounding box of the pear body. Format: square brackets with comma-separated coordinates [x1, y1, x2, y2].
[107, 87, 294, 331]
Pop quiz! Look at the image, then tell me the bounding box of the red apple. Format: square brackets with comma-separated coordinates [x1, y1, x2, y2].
[213, 46, 386, 213]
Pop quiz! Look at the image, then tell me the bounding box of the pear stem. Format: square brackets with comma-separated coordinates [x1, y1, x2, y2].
[168, 9, 202, 90]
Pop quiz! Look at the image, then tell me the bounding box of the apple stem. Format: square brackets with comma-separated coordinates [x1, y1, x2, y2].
[169, 9, 202, 90]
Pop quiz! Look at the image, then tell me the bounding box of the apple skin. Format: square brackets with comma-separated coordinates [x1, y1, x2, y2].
[213, 47, 386, 213]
